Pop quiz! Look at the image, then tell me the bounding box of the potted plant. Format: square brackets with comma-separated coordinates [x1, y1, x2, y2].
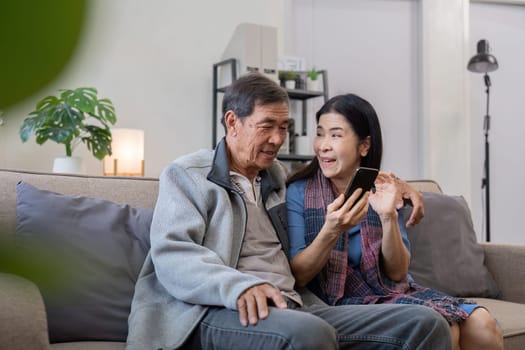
[19, 87, 117, 173]
[279, 71, 297, 90]
[307, 67, 320, 91]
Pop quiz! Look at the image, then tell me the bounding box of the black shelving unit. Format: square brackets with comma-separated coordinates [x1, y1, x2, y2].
[212, 58, 237, 149]
[212, 58, 328, 161]
[286, 83, 328, 137]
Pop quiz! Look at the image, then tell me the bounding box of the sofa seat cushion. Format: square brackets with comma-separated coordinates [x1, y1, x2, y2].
[16, 181, 153, 343]
[50, 341, 125, 350]
[0, 272, 50, 350]
[472, 298, 525, 338]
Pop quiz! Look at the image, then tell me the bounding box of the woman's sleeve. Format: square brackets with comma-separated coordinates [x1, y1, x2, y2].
[397, 210, 411, 253]
[286, 180, 307, 260]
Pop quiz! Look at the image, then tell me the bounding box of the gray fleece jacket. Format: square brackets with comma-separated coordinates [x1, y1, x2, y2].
[126, 139, 290, 349]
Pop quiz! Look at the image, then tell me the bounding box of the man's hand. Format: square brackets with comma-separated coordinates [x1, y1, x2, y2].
[376, 172, 424, 227]
[236, 283, 287, 326]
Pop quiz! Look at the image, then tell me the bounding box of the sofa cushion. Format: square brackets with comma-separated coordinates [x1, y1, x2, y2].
[401, 191, 500, 298]
[471, 297, 525, 339]
[15, 181, 153, 343]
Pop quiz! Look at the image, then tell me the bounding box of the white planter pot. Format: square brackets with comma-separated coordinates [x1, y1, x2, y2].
[52, 156, 84, 174]
[285, 80, 296, 89]
[306, 78, 321, 91]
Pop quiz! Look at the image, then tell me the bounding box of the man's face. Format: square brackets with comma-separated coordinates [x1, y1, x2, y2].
[226, 102, 289, 179]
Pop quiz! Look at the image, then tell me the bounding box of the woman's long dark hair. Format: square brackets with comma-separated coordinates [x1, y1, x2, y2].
[286, 93, 383, 185]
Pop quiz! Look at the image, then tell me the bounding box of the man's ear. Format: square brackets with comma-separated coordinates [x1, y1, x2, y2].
[224, 110, 238, 135]
[360, 136, 371, 157]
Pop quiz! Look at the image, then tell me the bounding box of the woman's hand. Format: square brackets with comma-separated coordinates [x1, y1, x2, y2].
[376, 172, 424, 227]
[324, 188, 369, 237]
[368, 178, 401, 219]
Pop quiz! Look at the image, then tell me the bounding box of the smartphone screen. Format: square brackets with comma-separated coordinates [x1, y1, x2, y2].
[343, 167, 379, 206]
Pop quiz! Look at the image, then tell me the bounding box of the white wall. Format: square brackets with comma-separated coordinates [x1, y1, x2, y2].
[0, 0, 285, 177]
[420, 0, 470, 198]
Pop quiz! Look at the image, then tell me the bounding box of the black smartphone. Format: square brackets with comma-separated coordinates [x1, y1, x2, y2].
[343, 167, 379, 206]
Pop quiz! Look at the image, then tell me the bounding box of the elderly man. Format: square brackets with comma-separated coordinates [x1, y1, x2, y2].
[126, 73, 451, 350]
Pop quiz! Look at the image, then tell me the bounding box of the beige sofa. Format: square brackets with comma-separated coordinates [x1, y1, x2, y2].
[0, 169, 524, 350]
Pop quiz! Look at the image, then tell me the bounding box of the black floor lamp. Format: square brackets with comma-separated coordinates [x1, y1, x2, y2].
[467, 39, 499, 242]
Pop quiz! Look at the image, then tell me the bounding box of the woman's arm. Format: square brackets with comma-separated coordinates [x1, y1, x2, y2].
[369, 179, 410, 281]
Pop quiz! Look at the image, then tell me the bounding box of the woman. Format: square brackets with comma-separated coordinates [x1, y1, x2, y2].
[286, 93, 503, 350]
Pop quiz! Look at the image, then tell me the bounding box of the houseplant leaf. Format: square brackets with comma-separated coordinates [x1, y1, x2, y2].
[35, 95, 60, 111]
[82, 125, 112, 160]
[96, 98, 117, 125]
[19, 114, 39, 142]
[60, 87, 97, 114]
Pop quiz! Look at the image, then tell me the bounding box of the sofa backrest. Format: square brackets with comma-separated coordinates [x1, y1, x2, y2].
[0, 169, 159, 242]
[406, 179, 442, 193]
[0, 173, 443, 243]
[402, 180, 501, 298]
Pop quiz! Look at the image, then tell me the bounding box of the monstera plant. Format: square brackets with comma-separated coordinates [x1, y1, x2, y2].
[20, 87, 117, 161]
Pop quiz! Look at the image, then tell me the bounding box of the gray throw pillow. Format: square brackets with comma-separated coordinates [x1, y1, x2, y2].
[16, 181, 153, 343]
[401, 191, 500, 298]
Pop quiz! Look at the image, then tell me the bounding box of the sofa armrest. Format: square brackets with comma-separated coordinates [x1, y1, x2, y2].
[0, 273, 50, 350]
[482, 243, 525, 304]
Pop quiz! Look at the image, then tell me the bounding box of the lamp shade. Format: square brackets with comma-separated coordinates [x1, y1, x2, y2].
[103, 128, 144, 176]
[467, 39, 499, 73]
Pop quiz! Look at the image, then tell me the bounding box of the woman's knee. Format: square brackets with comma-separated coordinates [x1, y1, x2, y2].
[460, 308, 503, 350]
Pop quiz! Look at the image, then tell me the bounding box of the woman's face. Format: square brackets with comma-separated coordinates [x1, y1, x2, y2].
[314, 112, 370, 190]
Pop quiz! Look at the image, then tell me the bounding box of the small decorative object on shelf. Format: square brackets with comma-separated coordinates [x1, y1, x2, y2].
[306, 67, 321, 91]
[280, 70, 298, 89]
[308, 67, 318, 80]
[295, 73, 305, 90]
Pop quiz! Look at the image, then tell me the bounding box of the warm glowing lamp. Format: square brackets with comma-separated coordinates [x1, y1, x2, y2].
[103, 128, 144, 176]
